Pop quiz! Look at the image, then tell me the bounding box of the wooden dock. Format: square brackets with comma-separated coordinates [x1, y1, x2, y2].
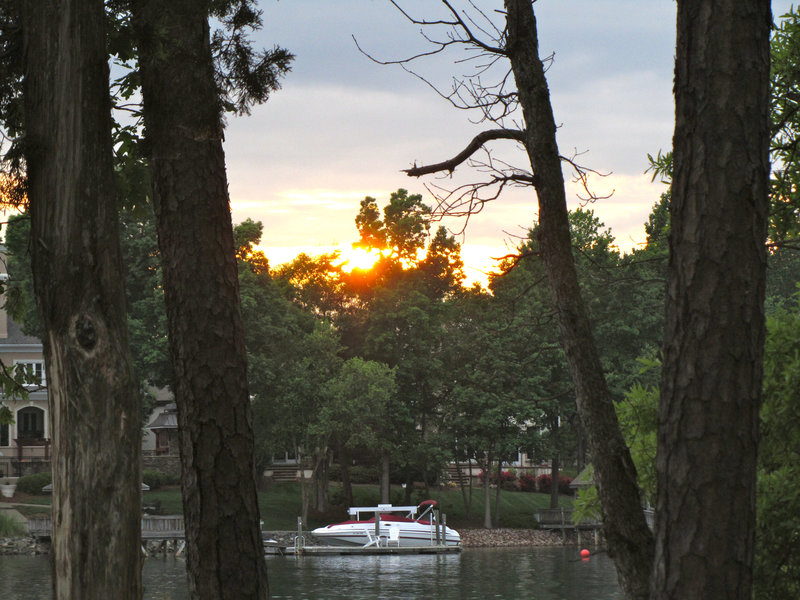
[265, 544, 461, 556]
[28, 515, 463, 556]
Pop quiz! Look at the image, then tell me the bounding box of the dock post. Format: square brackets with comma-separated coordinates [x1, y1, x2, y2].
[375, 513, 381, 546]
[297, 516, 304, 551]
[435, 510, 441, 545]
[442, 513, 447, 546]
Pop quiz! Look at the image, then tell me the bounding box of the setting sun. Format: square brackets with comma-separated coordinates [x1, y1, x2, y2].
[338, 246, 382, 272]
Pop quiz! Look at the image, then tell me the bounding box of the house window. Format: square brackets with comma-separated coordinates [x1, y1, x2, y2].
[17, 406, 45, 440]
[0, 423, 7, 446]
[14, 361, 46, 387]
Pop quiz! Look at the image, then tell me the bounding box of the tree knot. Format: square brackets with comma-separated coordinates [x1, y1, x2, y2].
[74, 315, 98, 351]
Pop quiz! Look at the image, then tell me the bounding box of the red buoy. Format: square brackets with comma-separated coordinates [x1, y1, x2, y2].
[580, 548, 591, 558]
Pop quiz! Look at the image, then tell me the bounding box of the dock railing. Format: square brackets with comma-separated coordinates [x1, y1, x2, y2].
[28, 515, 185, 539]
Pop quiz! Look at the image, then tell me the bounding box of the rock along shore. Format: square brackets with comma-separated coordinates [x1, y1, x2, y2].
[458, 528, 578, 548]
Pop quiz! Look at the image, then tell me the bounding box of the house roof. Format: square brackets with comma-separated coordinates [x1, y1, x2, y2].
[570, 466, 594, 488]
[0, 315, 42, 348]
[147, 405, 178, 430]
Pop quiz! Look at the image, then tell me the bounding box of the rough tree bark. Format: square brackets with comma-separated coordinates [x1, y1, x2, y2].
[133, 0, 268, 598]
[653, 1, 771, 598]
[503, 4, 654, 596]
[19, 0, 142, 597]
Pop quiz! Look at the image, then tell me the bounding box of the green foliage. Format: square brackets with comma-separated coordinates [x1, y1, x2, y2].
[5, 214, 41, 338]
[355, 189, 431, 263]
[316, 357, 396, 454]
[0, 404, 12, 426]
[419, 226, 466, 297]
[617, 377, 659, 506]
[119, 206, 171, 393]
[645, 149, 673, 184]
[141, 469, 179, 491]
[329, 464, 379, 485]
[755, 292, 800, 598]
[0, 511, 25, 538]
[233, 217, 269, 272]
[572, 478, 601, 524]
[770, 7, 800, 243]
[209, 0, 294, 116]
[15, 471, 51, 495]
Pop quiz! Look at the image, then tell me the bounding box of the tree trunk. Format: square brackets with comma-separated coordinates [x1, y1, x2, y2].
[549, 415, 561, 510]
[549, 453, 560, 510]
[653, 2, 771, 598]
[300, 477, 310, 526]
[504, 2, 654, 597]
[133, 1, 268, 598]
[312, 452, 329, 512]
[482, 453, 492, 529]
[380, 452, 391, 504]
[455, 456, 473, 520]
[340, 448, 354, 508]
[19, 1, 142, 597]
[492, 459, 502, 527]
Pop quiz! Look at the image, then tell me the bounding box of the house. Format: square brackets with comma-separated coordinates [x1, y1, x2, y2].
[142, 398, 180, 477]
[0, 253, 50, 479]
[0, 248, 180, 480]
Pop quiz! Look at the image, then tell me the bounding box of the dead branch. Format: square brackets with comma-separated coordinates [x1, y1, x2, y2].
[404, 128, 525, 176]
[387, 0, 507, 55]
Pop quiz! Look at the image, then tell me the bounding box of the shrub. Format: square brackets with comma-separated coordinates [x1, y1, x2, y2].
[16, 471, 52, 495]
[328, 488, 344, 507]
[518, 473, 537, 492]
[142, 470, 166, 490]
[0, 512, 25, 537]
[142, 470, 179, 490]
[478, 470, 517, 486]
[536, 473, 573, 495]
[329, 463, 378, 484]
[348, 465, 378, 484]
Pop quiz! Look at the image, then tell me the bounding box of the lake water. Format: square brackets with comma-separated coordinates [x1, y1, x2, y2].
[0, 547, 622, 599]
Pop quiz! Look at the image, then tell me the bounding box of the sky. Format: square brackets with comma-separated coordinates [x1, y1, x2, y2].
[223, 0, 793, 286]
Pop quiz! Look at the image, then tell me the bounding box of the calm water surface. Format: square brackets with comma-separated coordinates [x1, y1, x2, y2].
[0, 547, 621, 599]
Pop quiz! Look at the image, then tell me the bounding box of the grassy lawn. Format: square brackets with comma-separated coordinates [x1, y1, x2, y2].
[10, 504, 50, 519]
[10, 482, 574, 530]
[141, 482, 575, 530]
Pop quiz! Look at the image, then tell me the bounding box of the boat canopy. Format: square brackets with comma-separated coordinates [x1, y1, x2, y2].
[347, 501, 438, 521]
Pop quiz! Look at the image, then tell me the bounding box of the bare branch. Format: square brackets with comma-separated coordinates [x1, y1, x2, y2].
[403, 128, 525, 176]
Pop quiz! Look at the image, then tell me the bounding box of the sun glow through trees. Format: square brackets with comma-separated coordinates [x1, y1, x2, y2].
[337, 246, 383, 272]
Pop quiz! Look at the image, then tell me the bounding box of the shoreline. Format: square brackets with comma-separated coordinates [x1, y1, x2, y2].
[1, 527, 590, 557]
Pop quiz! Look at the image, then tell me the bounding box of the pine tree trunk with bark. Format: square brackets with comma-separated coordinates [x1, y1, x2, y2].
[133, 0, 268, 597]
[504, 1, 654, 597]
[653, 2, 771, 598]
[19, 1, 142, 597]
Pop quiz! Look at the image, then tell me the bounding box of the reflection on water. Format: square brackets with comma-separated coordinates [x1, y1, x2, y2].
[0, 547, 621, 600]
[268, 547, 622, 600]
[0, 556, 191, 600]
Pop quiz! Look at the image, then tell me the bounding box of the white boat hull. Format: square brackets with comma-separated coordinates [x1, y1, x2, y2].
[312, 521, 461, 548]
